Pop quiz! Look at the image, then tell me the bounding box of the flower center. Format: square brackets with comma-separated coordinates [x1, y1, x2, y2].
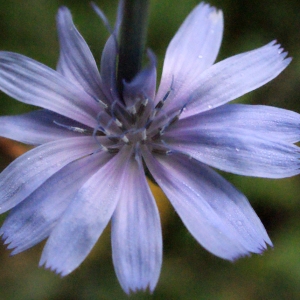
[54, 85, 182, 156]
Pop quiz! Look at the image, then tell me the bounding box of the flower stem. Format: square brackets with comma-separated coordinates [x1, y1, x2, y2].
[117, 0, 150, 95]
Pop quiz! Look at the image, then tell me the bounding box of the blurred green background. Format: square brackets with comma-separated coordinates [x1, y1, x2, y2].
[1, 0, 300, 299]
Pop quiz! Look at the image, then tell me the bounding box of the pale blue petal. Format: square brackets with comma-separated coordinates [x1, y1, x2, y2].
[0, 151, 109, 254]
[98, 0, 122, 102]
[100, 34, 120, 103]
[168, 104, 300, 143]
[0, 110, 91, 145]
[0, 136, 98, 213]
[111, 154, 162, 294]
[164, 127, 300, 178]
[98, 0, 123, 103]
[39, 146, 133, 276]
[92, 0, 123, 34]
[156, 3, 223, 106]
[143, 149, 272, 261]
[162, 41, 291, 118]
[56, 7, 107, 102]
[0, 52, 99, 127]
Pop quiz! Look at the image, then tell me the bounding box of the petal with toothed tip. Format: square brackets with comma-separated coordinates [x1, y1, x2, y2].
[164, 125, 300, 178]
[143, 149, 272, 261]
[156, 3, 223, 106]
[39, 146, 133, 276]
[111, 154, 162, 294]
[164, 41, 291, 118]
[0, 151, 109, 255]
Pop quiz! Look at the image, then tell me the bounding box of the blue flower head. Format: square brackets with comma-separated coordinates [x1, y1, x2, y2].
[0, 2, 299, 294]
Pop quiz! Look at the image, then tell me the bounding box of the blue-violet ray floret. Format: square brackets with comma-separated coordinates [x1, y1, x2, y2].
[0, 2, 299, 294]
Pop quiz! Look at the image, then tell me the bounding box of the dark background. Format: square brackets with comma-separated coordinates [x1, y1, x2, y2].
[0, 0, 300, 299]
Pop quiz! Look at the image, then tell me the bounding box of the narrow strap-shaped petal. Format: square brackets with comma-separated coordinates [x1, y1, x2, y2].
[0, 52, 99, 127]
[0, 110, 92, 145]
[39, 146, 133, 276]
[98, 1, 123, 104]
[0, 136, 98, 213]
[168, 104, 300, 143]
[155, 3, 223, 105]
[111, 154, 162, 294]
[164, 127, 300, 178]
[0, 151, 110, 255]
[95, 0, 122, 104]
[100, 34, 120, 104]
[56, 7, 107, 102]
[143, 150, 272, 261]
[162, 41, 291, 118]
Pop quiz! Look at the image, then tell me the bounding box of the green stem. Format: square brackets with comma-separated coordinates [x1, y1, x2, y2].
[117, 0, 150, 95]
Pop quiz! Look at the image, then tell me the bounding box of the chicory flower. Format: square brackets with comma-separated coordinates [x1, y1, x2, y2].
[0, 2, 299, 293]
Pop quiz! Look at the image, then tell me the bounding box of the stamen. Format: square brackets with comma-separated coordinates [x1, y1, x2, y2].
[121, 135, 130, 144]
[152, 148, 172, 155]
[97, 144, 109, 152]
[131, 113, 137, 124]
[145, 79, 174, 130]
[137, 97, 149, 117]
[114, 118, 123, 128]
[53, 121, 88, 134]
[92, 126, 111, 153]
[107, 147, 120, 154]
[126, 104, 138, 124]
[96, 109, 124, 135]
[93, 137, 109, 152]
[146, 105, 172, 132]
[145, 118, 153, 129]
[94, 124, 108, 135]
[141, 129, 147, 141]
[169, 114, 180, 126]
[109, 100, 118, 121]
[110, 99, 133, 126]
[154, 100, 164, 110]
[152, 100, 187, 136]
[154, 76, 174, 111]
[127, 104, 137, 115]
[151, 130, 162, 141]
[97, 99, 108, 109]
[159, 114, 179, 135]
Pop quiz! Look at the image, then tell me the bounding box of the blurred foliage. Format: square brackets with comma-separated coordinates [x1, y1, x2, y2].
[0, 0, 300, 299]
